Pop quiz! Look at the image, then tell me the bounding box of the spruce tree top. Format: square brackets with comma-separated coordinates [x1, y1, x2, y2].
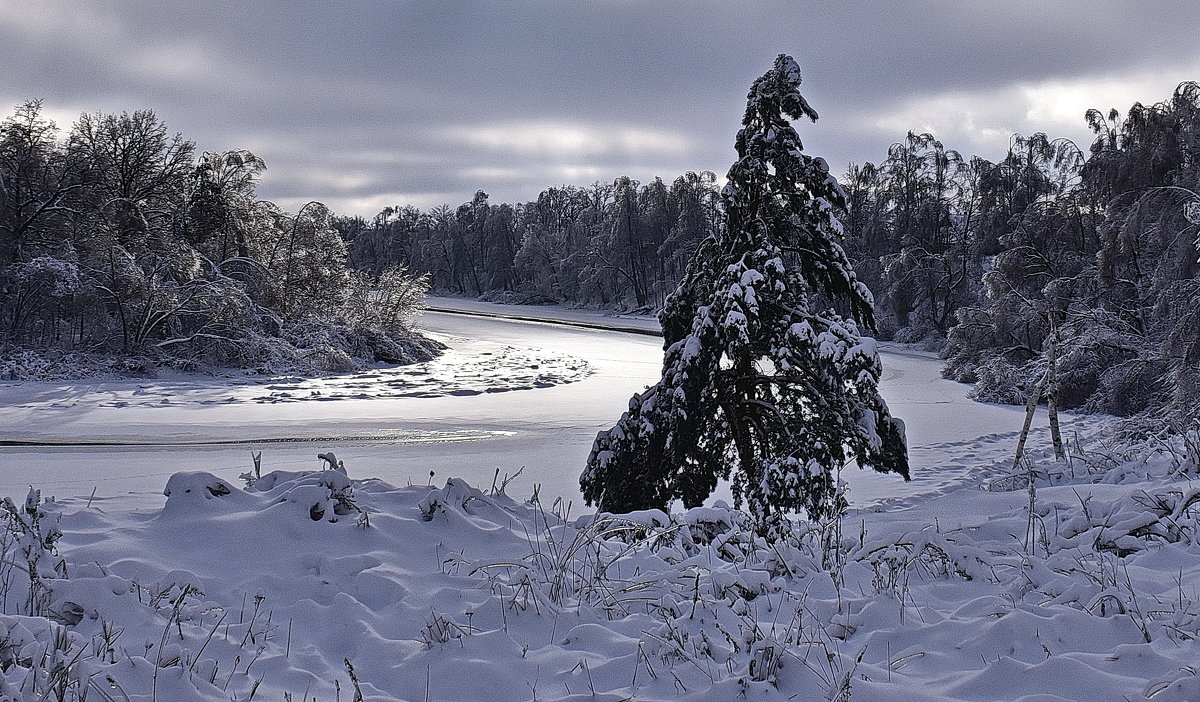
[726, 55, 875, 325]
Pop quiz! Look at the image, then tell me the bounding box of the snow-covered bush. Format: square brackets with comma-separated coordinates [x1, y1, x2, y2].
[0, 348, 132, 381]
[965, 354, 1029, 405]
[1083, 357, 1171, 417]
[0, 489, 64, 618]
[0, 99, 442, 381]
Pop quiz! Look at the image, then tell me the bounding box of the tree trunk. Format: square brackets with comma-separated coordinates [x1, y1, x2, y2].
[1013, 376, 1046, 471]
[1046, 331, 1064, 460]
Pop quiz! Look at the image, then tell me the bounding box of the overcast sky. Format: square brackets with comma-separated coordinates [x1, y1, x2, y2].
[2, 1, 1197, 216]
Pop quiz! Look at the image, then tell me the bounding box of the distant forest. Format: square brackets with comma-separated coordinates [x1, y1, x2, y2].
[1, 84, 1198, 427]
[338, 82, 1200, 426]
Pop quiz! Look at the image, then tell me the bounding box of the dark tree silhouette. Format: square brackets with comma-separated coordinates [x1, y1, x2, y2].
[580, 55, 909, 530]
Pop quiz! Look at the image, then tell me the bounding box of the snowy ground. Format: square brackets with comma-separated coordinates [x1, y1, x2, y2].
[0, 298, 1196, 700]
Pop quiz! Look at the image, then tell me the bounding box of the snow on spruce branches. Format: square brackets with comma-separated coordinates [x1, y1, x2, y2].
[581, 55, 909, 531]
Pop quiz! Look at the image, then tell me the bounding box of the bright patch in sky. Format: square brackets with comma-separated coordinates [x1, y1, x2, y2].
[301, 167, 379, 192]
[451, 121, 691, 158]
[130, 42, 226, 83]
[870, 90, 1018, 150]
[1020, 62, 1200, 128]
[867, 60, 1200, 161]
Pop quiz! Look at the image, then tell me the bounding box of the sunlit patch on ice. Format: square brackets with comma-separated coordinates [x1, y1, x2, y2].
[3, 341, 592, 411]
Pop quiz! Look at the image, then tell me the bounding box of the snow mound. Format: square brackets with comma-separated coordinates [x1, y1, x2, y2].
[3, 440, 1196, 701]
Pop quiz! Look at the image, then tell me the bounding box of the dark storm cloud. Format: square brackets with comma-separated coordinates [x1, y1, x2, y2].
[1, 1, 1196, 215]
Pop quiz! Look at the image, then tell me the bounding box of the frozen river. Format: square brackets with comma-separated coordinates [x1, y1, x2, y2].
[0, 300, 1075, 511]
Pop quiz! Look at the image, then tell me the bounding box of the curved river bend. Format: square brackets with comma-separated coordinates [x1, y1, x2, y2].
[0, 305, 1069, 511]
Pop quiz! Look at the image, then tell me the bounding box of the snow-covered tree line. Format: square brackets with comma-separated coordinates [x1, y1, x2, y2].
[781, 83, 1200, 428]
[341, 83, 1200, 428]
[337, 172, 723, 311]
[0, 103, 437, 377]
[936, 83, 1200, 428]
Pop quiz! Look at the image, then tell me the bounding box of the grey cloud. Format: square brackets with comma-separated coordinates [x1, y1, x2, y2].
[1, 1, 1196, 214]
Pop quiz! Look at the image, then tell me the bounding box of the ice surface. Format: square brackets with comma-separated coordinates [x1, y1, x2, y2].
[0, 298, 1074, 510]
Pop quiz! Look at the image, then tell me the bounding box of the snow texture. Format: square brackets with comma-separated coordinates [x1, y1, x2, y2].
[0, 421, 1194, 700]
[0, 297, 1187, 701]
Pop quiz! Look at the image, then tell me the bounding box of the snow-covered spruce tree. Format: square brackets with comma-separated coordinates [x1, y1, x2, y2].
[581, 55, 909, 529]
